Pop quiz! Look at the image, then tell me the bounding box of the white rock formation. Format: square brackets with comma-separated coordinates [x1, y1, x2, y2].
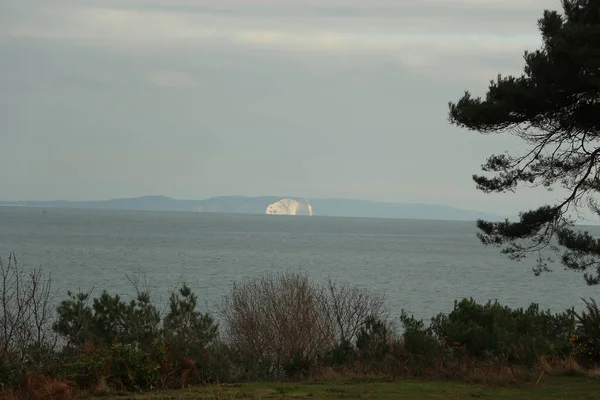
[265, 198, 313, 216]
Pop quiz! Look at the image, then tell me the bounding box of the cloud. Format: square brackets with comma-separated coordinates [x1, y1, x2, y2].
[0, 1, 549, 83]
[0, 0, 557, 96]
[146, 71, 199, 89]
[232, 30, 537, 51]
[2, 0, 558, 44]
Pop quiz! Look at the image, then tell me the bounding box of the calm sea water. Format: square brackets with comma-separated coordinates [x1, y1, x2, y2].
[0, 206, 597, 321]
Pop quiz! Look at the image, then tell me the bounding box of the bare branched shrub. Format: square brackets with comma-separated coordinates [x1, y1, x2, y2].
[220, 271, 391, 378]
[322, 278, 389, 345]
[220, 272, 333, 378]
[0, 253, 57, 362]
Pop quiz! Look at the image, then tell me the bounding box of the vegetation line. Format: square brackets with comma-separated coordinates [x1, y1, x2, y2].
[1, 254, 599, 398]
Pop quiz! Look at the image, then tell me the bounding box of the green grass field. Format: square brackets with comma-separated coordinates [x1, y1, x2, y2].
[93, 376, 600, 400]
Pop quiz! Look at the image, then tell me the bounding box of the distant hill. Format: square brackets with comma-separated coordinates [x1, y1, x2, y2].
[0, 195, 503, 221]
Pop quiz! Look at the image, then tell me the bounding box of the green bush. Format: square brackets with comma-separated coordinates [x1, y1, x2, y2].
[0, 356, 25, 390]
[53, 291, 94, 350]
[397, 312, 447, 375]
[356, 316, 391, 363]
[67, 344, 110, 389]
[282, 351, 312, 378]
[54, 290, 161, 350]
[108, 343, 161, 391]
[67, 343, 160, 391]
[324, 339, 356, 367]
[163, 283, 218, 359]
[52, 283, 219, 390]
[429, 298, 576, 365]
[195, 341, 242, 383]
[571, 298, 600, 366]
[399, 312, 443, 358]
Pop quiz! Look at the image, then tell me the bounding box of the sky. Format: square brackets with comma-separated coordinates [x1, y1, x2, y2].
[0, 0, 572, 216]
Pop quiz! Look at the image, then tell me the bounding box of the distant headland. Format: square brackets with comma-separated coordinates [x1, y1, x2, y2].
[0, 195, 503, 221]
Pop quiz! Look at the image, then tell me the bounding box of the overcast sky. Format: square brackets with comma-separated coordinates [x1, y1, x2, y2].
[1, 0, 571, 215]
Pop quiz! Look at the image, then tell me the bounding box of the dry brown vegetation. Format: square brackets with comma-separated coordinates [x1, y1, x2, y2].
[220, 272, 390, 379]
[2, 373, 73, 400]
[0, 253, 57, 362]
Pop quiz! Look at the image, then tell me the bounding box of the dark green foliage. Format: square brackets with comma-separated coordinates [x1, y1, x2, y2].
[0, 356, 24, 390]
[322, 317, 393, 369]
[50, 284, 219, 390]
[356, 316, 391, 363]
[399, 312, 442, 359]
[324, 339, 356, 366]
[107, 343, 161, 391]
[91, 291, 132, 346]
[430, 298, 576, 365]
[53, 291, 93, 349]
[54, 290, 164, 391]
[92, 290, 161, 348]
[127, 292, 162, 350]
[282, 351, 312, 379]
[571, 297, 600, 365]
[397, 312, 447, 376]
[67, 343, 161, 391]
[396, 299, 581, 374]
[448, 0, 600, 285]
[163, 283, 218, 358]
[54, 284, 218, 355]
[195, 342, 241, 383]
[54, 290, 161, 350]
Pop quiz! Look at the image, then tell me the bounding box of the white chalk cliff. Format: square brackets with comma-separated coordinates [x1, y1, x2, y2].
[265, 198, 313, 216]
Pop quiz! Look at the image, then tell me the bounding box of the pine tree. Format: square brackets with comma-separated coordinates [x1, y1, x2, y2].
[163, 283, 218, 352]
[449, 0, 600, 284]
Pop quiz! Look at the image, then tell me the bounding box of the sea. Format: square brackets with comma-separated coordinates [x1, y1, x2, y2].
[0, 206, 597, 321]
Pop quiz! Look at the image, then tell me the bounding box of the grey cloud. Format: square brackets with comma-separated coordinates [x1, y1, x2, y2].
[2, 0, 559, 41]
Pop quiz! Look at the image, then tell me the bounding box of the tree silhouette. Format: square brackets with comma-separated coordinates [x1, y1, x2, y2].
[449, 0, 600, 285]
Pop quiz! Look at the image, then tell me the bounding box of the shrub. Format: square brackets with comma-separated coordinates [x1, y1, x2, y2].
[53, 292, 93, 350]
[429, 298, 576, 365]
[67, 342, 160, 392]
[0, 254, 57, 361]
[356, 316, 391, 363]
[571, 298, 600, 366]
[158, 283, 220, 386]
[6, 253, 598, 391]
[54, 290, 161, 351]
[0, 355, 25, 390]
[12, 373, 72, 400]
[0, 253, 58, 390]
[323, 339, 356, 367]
[396, 312, 446, 376]
[163, 283, 218, 358]
[194, 341, 241, 383]
[53, 283, 219, 389]
[220, 272, 391, 379]
[322, 279, 389, 347]
[221, 271, 332, 379]
[399, 311, 443, 358]
[108, 343, 161, 391]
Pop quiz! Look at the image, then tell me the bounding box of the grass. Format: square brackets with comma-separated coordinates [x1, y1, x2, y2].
[88, 376, 600, 400]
